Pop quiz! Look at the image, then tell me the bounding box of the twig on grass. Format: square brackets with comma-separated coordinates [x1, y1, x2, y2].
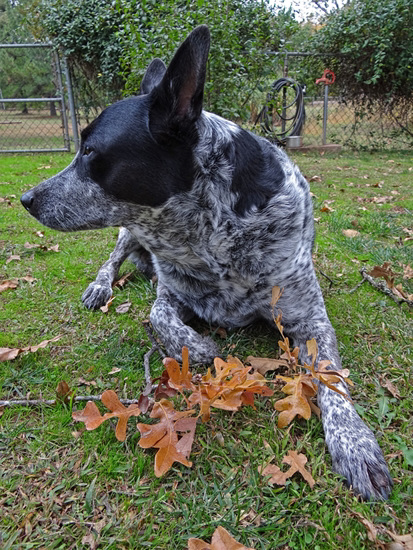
[141, 320, 166, 395]
[318, 269, 334, 289]
[360, 267, 413, 308]
[0, 395, 142, 408]
[347, 278, 367, 294]
[142, 320, 166, 358]
[143, 346, 157, 396]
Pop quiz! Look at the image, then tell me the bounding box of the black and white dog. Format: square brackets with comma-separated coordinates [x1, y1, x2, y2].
[21, 26, 392, 500]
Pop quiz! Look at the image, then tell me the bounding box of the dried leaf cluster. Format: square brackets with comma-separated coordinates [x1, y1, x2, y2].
[73, 348, 274, 477]
[353, 511, 413, 550]
[267, 287, 353, 429]
[71, 286, 353, 484]
[367, 262, 413, 303]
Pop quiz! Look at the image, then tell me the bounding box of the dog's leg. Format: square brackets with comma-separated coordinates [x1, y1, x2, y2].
[82, 227, 153, 309]
[149, 282, 220, 364]
[284, 315, 392, 500]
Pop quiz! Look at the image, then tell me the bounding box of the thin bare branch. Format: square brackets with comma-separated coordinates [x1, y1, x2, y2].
[0, 395, 141, 408]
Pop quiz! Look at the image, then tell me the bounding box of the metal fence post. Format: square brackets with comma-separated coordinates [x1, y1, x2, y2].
[53, 50, 70, 152]
[323, 84, 329, 145]
[63, 57, 80, 152]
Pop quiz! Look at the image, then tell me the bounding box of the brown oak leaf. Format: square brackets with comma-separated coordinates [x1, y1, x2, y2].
[137, 399, 195, 477]
[72, 390, 141, 441]
[188, 526, 255, 550]
[260, 450, 315, 488]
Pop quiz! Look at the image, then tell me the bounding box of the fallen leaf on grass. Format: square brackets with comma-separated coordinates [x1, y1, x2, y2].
[108, 367, 122, 375]
[368, 262, 396, 286]
[368, 262, 413, 301]
[273, 337, 352, 428]
[0, 279, 19, 292]
[24, 242, 40, 249]
[260, 450, 315, 488]
[137, 399, 195, 476]
[246, 356, 288, 375]
[0, 335, 62, 362]
[402, 264, 413, 280]
[342, 229, 361, 238]
[274, 374, 316, 427]
[188, 526, 255, 550]
[100, 296, 114, 313]
[190, 357, 274, 422]
[115, 301, 132, 314]
[379, 376, 401, 399]
[81, 533, 98, 550]
[113, 271, 133, 288]
[24, 242, 59, 252]
[21, 275, 36, 283]
[164, 347, 196, 391]
[353, 511, 413, 550]
[56, 380, 73, 403]
[0, 275, 36, 293]
[357, 195, 394, 204]
[154, 369, 179, 400]
[5, 254, 20, 264]
[72, 389, 141, 442]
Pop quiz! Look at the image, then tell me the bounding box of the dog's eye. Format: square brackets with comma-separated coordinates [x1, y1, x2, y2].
[83, 146, 93, 156]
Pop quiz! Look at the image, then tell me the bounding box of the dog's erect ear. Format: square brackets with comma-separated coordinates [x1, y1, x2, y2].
[140, 59, 167, 95]
[150, 25, 210, 131]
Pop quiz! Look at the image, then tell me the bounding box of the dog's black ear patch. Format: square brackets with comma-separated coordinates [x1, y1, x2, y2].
[140, 59, 167, 95]
[150, 25, 210, 137]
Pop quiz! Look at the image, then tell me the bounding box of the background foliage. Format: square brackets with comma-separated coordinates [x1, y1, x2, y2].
[1, 0, 412, 136]
[116, 0, 298, 120]
[0, 0, 56, 110]
[309, 0, 413, 137]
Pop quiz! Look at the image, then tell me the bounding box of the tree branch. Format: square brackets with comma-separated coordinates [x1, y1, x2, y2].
[360, 268, 413, 308]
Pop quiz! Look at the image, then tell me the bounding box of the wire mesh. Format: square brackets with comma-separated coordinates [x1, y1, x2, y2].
[251, 52, 412, 151]
[0, 102, 69, 152]
[0, 44, 71, 153]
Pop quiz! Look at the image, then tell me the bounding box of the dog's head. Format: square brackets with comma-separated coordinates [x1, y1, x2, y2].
[21, 26, 210, 231]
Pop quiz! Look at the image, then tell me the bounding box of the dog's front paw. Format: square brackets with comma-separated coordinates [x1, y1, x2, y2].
[82, 282, 113, 310]
[327, 421, 392, 500]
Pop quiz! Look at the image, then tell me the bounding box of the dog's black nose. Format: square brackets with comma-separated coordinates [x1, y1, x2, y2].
[21, 190, 35, 211]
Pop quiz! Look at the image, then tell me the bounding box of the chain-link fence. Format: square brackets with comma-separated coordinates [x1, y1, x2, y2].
[0, 44, 79, 153]
[1, 45, 411, 153]
[251, 52, 412, 151]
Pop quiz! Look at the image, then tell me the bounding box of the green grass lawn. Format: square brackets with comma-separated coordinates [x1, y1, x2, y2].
[0, 151, 412, 549]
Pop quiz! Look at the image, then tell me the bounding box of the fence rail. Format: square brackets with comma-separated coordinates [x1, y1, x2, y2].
[0, 43, 79, 153]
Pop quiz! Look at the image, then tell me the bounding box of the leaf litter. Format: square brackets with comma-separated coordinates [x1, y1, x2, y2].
[72, 286, 352, 483]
